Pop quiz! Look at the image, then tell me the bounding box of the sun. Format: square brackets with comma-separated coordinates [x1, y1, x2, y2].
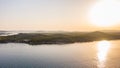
[88, 0, 120, 27]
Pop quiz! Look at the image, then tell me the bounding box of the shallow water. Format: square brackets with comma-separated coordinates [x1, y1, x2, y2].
[0, 40, 120, 68]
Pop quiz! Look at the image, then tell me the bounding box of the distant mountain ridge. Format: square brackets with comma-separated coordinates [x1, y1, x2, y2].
[100, 30, 120, 33]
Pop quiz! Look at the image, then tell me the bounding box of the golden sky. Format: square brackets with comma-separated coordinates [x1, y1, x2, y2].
[0, 0, 120, 31]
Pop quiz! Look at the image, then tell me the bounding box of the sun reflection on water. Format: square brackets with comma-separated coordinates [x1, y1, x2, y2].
[97, 40, 111, 68]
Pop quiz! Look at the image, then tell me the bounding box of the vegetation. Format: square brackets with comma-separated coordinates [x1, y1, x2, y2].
[0, 31, 120, 45]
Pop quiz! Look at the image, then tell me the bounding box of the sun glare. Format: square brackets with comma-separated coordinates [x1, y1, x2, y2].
[97, 40, 111, 68]
[88, 0, 120, 27]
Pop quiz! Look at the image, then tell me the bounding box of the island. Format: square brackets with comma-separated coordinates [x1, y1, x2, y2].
[0, 31, 120, 45]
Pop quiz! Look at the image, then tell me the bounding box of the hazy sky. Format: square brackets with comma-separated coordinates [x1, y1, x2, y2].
[0, 0, 120, 31]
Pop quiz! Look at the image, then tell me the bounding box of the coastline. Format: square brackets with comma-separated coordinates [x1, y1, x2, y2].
[0, 31, 120, 45]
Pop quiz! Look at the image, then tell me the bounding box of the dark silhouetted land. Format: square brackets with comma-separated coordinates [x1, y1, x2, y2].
[0, 31, 120, 45]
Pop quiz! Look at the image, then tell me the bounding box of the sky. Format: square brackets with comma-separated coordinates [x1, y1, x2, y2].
[0, 0, 120, 31]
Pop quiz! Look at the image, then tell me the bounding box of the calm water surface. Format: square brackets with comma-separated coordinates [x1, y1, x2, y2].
[0, 40, 120, 68]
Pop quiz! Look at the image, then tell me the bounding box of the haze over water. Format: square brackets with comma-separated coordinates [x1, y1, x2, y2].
[0, 40, 120, 68]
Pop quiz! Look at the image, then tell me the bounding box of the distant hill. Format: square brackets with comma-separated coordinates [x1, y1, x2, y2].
[0, 31, 120, 45]
[100, 30, 120, 33]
